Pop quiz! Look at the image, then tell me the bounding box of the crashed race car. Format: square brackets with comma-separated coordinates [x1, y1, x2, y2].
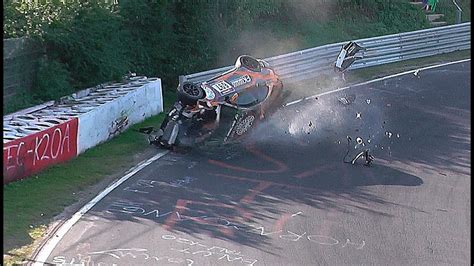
[144, 55, 283, 149]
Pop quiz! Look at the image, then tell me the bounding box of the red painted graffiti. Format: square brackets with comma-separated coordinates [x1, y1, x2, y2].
[208, 145, 288, 174]
[239, 181, 272, 221]
[3, 118, 78, 184]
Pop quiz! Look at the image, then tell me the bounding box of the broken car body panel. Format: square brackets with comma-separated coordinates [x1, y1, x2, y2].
[335, 41, 365, 72]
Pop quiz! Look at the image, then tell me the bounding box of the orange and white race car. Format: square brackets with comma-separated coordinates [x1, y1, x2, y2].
[147, 55, 283, 149]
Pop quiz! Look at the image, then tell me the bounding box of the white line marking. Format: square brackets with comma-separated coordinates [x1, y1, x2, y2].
[32, 150, 169, 266]
[284, 58, 470, 107]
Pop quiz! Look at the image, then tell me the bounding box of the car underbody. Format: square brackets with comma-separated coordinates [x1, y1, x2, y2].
[142, 55, 283, 149]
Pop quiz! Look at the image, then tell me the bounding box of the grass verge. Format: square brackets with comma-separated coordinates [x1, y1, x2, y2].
[3, 50, 470, 265]
[292, 49, 471, 95]
[3, 90, 175, 265]
[347, 50, 471, 83]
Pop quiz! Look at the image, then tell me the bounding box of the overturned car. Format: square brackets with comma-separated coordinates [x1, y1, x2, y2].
[145, 55, 283, 149]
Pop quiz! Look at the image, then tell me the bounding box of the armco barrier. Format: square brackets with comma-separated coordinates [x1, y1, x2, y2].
[3, 76, 163, 184]
[180, 23, 470, 84]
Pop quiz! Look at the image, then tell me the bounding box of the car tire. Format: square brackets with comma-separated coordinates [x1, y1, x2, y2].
[177, 82, 204, 106]
[239, 55, 262, 72]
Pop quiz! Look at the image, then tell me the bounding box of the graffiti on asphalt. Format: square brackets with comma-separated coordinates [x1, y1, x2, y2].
[208, 145, 288, 174]
[53, 248, 194, 265]
[123, 177, 196, 194]
[163, 234, 257, 266]
[105, 200, 365, 250]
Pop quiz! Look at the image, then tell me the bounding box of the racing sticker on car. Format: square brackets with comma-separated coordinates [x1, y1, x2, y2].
[211, 81, 235, 95]
[230, 75, 252, 87]
[202, 86, 216, 100]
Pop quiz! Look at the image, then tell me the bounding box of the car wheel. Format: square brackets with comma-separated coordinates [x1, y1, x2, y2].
[235, 114, 255, 136]
[239, 56, 262, 72]
[178, 82, 204, 105]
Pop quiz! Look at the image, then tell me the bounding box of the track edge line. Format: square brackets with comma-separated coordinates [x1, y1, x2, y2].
[31, 150, 169, 266]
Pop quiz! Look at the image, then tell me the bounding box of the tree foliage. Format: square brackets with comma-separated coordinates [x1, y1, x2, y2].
[43, 2, 131, 88]
[3, 0, 432, 108]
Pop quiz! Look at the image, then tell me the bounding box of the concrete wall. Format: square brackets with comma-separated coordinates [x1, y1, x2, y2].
[3, 76, 163, 184]
[3, 117, 79, 184]
[77, 78, 163, 153]
[3, 37, 44, 103]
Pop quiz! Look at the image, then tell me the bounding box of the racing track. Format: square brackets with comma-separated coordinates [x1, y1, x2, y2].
[36, 61, 470, 265]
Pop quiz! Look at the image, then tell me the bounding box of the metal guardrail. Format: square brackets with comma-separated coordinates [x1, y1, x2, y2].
[181, 22, 470, 84]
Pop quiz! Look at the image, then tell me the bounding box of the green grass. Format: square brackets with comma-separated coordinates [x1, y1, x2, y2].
[3, 114, 162, 248]
[286, 49, 470, 100]
[3, 90, 175, 264]
[436, 0, 471, 24]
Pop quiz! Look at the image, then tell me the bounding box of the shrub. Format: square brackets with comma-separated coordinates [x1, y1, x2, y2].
[436, 0, 471, 24]
[169, 1, 218, 74]
[33, 58, 73, 102]
[4, 87, 39, 114]
[3, 0, 458, 114]
[42, 2, 131, 89]
[3, 1, 64, 38]
[118, 0, 177, 88]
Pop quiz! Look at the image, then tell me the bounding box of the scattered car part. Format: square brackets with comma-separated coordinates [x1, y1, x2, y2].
[343, 136, 375, 166]
[338, 94, 356, 105]
[335, 41, 365, 72]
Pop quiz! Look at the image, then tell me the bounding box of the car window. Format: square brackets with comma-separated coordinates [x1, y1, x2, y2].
[253, 85, 269, 102]
[233, 85, 269, 108]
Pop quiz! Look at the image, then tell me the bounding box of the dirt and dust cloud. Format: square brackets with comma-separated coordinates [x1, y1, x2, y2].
[205, 0, 391, 159]
[216, 28, 304, 67]
[216, 0, 338, 66]
[214, 0, 346, 106]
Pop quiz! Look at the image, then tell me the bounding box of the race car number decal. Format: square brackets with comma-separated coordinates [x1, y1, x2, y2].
[212, 81, 235, 95]
[231, 75, 252, 87]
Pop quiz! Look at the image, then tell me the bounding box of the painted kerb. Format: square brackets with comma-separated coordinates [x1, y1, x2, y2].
[180, 23, 470, 84]
[3, 77, 163, 184]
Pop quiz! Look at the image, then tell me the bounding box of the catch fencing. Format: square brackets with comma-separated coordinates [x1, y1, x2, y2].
[181, 22, 470, 84]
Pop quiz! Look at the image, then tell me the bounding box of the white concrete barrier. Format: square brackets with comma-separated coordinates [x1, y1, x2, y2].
[76, 77, 163, 153]
[3, 76, 163, 183]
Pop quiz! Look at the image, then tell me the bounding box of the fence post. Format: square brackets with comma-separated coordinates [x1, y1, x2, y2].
[453, 0, 462, 24]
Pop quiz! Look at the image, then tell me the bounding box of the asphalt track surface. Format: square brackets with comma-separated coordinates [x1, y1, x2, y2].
[42, 62, 470, 265]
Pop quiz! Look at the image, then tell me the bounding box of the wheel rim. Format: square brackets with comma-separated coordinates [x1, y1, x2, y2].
[183, 84, 201, 97]
[235, 115, 255, 136]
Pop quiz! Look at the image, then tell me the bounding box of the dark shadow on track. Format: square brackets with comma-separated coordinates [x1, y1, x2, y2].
[84, 62, 469, 254]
